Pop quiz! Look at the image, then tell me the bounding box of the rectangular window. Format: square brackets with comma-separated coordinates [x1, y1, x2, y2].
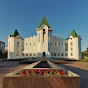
[30, 43, 31, 46]
[9, 42, 10, 50]
[58, 43, 60, 46]
[62, 43, 63, 46]
[30, 53, 32, 56]
[51, 43, 52, 46]
[26, 53, 28, 56]
[65, 53, 68, 56]
[62, 53, 64, 56]
[34, 53, 35, 56]
[58, 53, 60, 56]
[55, 43, 56, 46]
[71, 42, 73, 45]
[71, 53, 73, 56]
[51, 53, 53, 56]
[54, 53, 56, 56]
[16, 54, 18, 56]
[71, 48, 73, 50]
[34, 43, 35, 45]
[17, 42, 19, 56]
[39, 33, 40, 42]
[23, 53, 24, 56]
[65, 43, 68, 51]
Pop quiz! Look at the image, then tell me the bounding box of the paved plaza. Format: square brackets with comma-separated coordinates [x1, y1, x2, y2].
[0, 61, 88, 88]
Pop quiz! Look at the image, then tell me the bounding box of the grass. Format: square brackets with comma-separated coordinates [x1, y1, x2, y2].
[77, 59, 88, 62]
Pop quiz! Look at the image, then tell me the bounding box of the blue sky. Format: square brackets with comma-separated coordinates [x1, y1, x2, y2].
[0, 0, 88, 51]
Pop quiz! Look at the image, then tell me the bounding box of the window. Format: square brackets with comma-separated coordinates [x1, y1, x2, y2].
[51, 43, 52, 46]
[30, 53, 32, 56]
[58, 53, 60, 56]
[71, 53, 73, 56]
[43, 29, 45, 32]
[26, 43, 27, 46]
[65, 53, 68, 56]
[23, 53, 24, 56]
[65, 43, 68, 51]
[71, 42, 73, 45]
[51, 53, 53, 56]
[65, 43, 68, 46]
[55, 43, 56, 46]
[34, 53, 35, 56]
[16, 54, 18, 56]
[17, 42, 19, 55]
[43, 29, 45, 42]
[34, 43, 35, 45]
[9, 42, 10, 50]
[54, 53, 56, 56]
[62, 43, 63, 46]
[17, 42, 19, 47]
[30, 43, 31, 46]
[71, 38, 72, 40]
[39, 33, 40, 42]
[26, 53, 28, 56]
[62, 53, 64, 56]
[71, 48, 73, 50]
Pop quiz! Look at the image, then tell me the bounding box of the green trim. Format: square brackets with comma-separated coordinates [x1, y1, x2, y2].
[39, 16, 50, 28]
[12, 29, 19, 37]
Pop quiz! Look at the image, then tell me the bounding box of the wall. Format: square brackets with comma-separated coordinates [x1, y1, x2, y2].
[51, 35, 68, 58]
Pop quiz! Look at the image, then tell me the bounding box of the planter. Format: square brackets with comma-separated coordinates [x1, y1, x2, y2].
[3, 61, 80, 88]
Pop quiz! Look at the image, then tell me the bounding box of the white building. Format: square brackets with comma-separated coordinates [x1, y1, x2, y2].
[0, 41, 5, 53]
[8, 16, 82, 60]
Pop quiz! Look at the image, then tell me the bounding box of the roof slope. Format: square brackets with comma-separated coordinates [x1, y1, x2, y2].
[71, 29, 77, 37]
[12, 29, 19, 37]
[70, 29, 80, 38]
[39, 16, 50, 28]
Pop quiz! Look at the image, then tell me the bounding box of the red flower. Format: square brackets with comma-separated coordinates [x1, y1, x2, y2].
[35, 69, 37, 72]
[44, 72, 46, 74]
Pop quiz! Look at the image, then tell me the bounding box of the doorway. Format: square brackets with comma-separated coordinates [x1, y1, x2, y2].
[43, 52, 46, 56]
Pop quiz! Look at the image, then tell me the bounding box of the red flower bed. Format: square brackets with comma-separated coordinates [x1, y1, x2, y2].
[17, 69, 67, 75]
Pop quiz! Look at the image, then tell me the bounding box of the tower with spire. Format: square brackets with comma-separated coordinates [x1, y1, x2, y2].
[8, 29, 24, 59]
[8, 16, 81, 60]
[68, 29, 81, 59]
[36, 16, 53, 57]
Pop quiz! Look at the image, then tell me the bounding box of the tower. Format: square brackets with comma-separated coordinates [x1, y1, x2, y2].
[8, 29, 24, 59]
[36, 16, 53, 57]
[68, 29, 81, 59]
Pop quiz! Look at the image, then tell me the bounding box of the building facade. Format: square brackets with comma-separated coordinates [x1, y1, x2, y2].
[0, 41, 5, 53]
[8, 16, 82, 60]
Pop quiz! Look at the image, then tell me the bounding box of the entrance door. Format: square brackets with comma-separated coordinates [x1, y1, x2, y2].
[43, 52, 46, 56]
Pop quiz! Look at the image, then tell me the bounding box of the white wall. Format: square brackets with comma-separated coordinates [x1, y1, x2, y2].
[68, 35, 81, 59]
[8, 35, 23, 59]
[8, 25, 81, 60]
[51, 35, 68, 58]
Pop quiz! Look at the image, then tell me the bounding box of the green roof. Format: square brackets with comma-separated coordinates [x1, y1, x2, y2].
[70, 29, 80, 38]
[77, 35, 81, 38]
[12, 29, 19, 37]
[39, 16, 50, 28]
